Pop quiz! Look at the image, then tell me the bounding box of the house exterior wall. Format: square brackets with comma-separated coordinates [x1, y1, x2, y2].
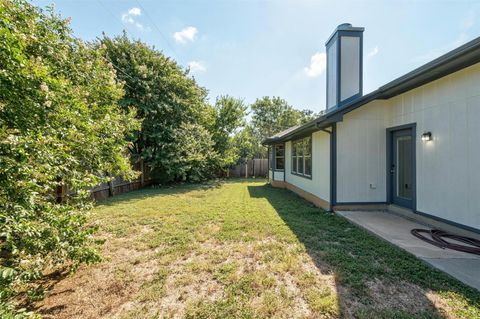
[336, 62, 480, 230]
[337, 100, 389, 203]
[273, 171, 284, 181]
[284, 131, 331, 204]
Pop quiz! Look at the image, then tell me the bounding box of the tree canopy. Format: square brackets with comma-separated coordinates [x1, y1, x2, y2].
[249, 96, 317, 157]
[100, 34, 220, 182]
[0, 1, 138, 316]
[0, 1, 319, 316]
[210, 95, 248, 168]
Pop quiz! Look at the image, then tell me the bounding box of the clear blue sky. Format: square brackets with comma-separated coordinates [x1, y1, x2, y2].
[32, 0, 480, 113]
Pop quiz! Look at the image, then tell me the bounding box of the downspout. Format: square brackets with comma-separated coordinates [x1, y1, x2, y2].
[321, 124, 336, 212]
[331, 123, 337, 211]
[267, 146, 270, 181]
[283, 143, 286, 183]
[270, 146, 274, 182]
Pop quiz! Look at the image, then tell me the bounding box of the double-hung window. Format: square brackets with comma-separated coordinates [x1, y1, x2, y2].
[291, 136, 312, 178]
[274, 144, 284, 170]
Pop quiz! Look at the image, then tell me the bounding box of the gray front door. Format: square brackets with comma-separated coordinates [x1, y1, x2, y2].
[390, 128, 415, 209]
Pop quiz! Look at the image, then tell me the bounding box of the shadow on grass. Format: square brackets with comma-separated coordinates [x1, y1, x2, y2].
[247, 183, 480, 318]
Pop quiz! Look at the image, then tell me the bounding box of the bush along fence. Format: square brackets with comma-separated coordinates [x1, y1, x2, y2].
[54, 158, 269, 202]
[90, 160, 154, 200]
[53, 160, 152, 202]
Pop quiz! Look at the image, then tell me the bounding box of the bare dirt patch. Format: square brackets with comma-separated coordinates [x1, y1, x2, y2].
[31, 182, 480, 319]
[364, 278, 449, 316]
[34, 235, 339, 319]
[34, 234, 159, 319]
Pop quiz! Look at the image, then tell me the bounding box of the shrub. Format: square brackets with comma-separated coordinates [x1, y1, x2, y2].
[0, 0, 138, 314]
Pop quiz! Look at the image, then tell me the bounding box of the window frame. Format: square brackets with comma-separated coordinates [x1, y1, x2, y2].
[268, 146, 273, 169]
[291, 136, 312, 179]
[274, 144, 285, 171]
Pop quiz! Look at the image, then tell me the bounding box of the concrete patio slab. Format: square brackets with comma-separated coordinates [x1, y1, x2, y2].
[337, 210, 480, 291]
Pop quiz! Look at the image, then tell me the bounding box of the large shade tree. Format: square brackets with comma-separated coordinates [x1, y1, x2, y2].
[210, 95, 247, 169]
[249, 96, 316, 157]
[100, 34, 218, 182]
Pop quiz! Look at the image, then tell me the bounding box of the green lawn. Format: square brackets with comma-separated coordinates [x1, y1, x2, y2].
[36, 179, 480, 318]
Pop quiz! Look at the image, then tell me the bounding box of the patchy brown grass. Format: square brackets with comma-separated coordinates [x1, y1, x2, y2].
[32, 180, 480, 318]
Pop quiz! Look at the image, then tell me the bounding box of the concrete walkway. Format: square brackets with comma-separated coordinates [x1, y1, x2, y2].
[337, 210, 480, 291]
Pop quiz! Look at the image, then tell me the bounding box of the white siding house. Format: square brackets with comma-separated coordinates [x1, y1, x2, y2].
[265, 23, 480, 233]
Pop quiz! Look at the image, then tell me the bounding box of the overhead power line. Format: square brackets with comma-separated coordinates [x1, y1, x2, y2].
[134, 0, 180, 59]
[96, 0, 139, 91]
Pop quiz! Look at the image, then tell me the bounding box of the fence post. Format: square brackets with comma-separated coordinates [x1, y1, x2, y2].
[252, 159, 255, 178]
[140, 159, 145, 187]
[108, 180, 114, 197]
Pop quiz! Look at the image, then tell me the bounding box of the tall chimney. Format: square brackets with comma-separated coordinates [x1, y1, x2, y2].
[326, 23, 364, 110]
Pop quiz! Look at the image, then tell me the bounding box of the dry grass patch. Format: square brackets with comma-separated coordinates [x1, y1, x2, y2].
[32, 180, 480, 318]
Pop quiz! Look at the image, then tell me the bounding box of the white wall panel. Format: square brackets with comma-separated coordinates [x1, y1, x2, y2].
[340, 36, 360, 101]
[327, 40, 338, 109]
[336, 62, 480, 230]
[337, 100, 388, 202]
[273, 171, 284, 181]
[284, 131, 330, 202]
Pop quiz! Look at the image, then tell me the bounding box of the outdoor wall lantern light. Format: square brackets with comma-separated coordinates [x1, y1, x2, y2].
[421, 132, 432, 141]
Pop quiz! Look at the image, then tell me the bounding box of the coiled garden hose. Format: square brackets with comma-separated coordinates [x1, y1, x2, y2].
[411, 229, 480, 255]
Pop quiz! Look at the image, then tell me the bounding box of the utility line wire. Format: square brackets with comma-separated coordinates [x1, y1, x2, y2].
[96, 0, 138, 91]
[134, 0, 180, 59]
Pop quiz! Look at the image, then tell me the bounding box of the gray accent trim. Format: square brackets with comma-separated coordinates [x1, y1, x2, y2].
[267, 146, 270, 176]
[290, 135, 313, 180]
[415, 210, 480, 234]
[319, 125, 335, 211]
[263, 35, 480, 145]
[325, 23, 365, 47]
[270, 146, 274, 182]
[326, 26, 364, 111]
[290, 172, 312, 180]
[331, 123, 337, 207]
[282, 142, 286, 181]
[386, 123, 417, 211]
[272, 144, 285, 171]
[335, 201, 388, 205]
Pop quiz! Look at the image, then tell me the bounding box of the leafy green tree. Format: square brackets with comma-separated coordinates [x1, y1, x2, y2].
[210, 96, 247, 168]
[249, 96, 316, 157]
[231, 126, 257, 163]
[0, 0, 138, 315]
[100, 34, 217, 182]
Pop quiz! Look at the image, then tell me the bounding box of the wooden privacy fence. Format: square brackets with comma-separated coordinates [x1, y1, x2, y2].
[228, 159, 268, 178]
[84, 158, 268, 201]
[90, 160, 154, 200]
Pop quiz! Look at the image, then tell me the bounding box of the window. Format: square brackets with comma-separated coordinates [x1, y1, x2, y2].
[275, 144, 284, 170]
[292, 143, 297, 173]
[269, 146, 272, 169]
[304, 138, 312, 176]
[291, 136, 312, 178]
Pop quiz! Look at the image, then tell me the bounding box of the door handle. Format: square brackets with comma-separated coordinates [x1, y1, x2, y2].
[390, 165, 395, 174]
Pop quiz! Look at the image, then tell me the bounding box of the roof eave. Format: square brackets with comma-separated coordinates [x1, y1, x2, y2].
[263, 35, 480, 146]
